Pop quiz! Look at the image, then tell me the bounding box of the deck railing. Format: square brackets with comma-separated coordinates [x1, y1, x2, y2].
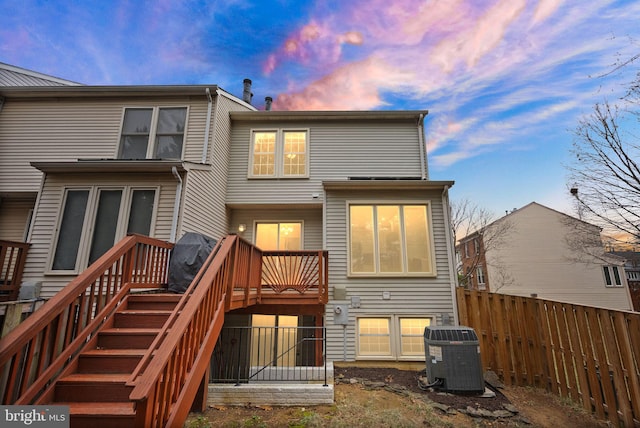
[457, 288, 640, 427]
[0, 240, 30, 302]
[0, 234, 172, 405]
[261, 250, 328, 303]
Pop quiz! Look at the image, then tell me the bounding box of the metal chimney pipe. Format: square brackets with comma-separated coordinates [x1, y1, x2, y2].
[243, 78, 253, 104]
[265, 96, 273, 111]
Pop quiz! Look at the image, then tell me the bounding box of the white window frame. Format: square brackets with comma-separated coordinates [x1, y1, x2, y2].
[116, 106, 189, 159]
[347, 201, 437, 277]
[603, 265, 623, 287]
[48, 186, 159, 274]
[476, 265, 485, 286]
[248, 128, 310, 179]
[356, 315, 434, 361]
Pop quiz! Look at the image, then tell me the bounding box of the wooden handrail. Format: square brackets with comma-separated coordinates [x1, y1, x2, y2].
[0, 234, 172, 405]
[131, 234, 261, 427]
[0, 240, 30, 302]
[261, 250, 328, 302]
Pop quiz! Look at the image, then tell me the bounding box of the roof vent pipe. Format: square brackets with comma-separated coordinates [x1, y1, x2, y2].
[243, 78, 253, 104]
[265, 96, 273, 111]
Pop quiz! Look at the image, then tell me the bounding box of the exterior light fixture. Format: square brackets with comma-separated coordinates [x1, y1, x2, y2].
[238, 224, 246, 233]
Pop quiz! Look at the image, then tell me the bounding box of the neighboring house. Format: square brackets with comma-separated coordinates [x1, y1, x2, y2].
[457, 202, 634, 311]
[0, 66, 458, 365]
[610, 251, 640, 311]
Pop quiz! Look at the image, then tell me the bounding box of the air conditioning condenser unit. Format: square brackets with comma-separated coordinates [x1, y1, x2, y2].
[424, 325, 484, 393]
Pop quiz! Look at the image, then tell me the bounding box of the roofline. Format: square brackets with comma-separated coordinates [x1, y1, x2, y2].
[0, 84, 221, 98]
[230, 110, 429, 121]
[30, 159, 190, 173]
[0, 62, 83, 86]
[323, 179, 453, 191]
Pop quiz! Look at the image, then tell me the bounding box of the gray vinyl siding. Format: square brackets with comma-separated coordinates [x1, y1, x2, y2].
[229, 208, 323, 249]
[0, 197, 35, 241]
[324, 189, 455, 361]
[21, 173, 177, 298]
[227, 120, 423, 206]
[0, 96, 210, 194]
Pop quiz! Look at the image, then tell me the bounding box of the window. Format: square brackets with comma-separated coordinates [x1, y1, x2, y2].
[249, 129, 308, 178]
[357, 318, 391, 356]
[603, 265, 623, 287]
[349, 204, 435, 275]
[474, 239, 480, 255]
[464, 242, 469, 258]
[118, 107, 187, 159]
[255, 222, 302, 251]
[476, 266, 485, 287]
[357, 317, 432, 359]
[51, 187, 157, 272]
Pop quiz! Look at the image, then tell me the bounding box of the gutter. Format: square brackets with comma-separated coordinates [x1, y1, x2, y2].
[170, 166, 183, 243]
[201, 88, 214, 164]
[441, 185, 460, 325]
[418, 114, 427, 180]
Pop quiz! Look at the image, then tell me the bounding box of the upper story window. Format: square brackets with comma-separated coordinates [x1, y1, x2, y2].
[603, 265, 623, 287]
[249, 129, 308, 178]
[118, 107, 187, 159]
[349, 203, 435, 276]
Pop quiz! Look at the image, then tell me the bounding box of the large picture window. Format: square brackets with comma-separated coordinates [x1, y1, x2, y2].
[349, 204, 435, 275]
[249, 129, 308, 178]
[118, 107, 187, 159]
[50, 187, 157, 272]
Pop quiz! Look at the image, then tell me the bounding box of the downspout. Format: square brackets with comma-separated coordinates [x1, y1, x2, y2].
[170, 166, 183, 243]
[418, 114, 427, 180]
[201, 87, 214, 164]
[442, 185, 460, 325]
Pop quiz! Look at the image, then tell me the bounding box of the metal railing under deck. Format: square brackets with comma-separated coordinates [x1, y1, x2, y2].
[0, 234, 172, 405]
[0, 240, 30, 302]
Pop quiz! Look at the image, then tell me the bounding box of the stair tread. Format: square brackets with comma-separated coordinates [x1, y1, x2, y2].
[83, 348, 147, 356]
[101, 328, 162, 333]
[65, 402, 135, 416]
[127, 294, 181, 301]
[60, 373, 130, 383]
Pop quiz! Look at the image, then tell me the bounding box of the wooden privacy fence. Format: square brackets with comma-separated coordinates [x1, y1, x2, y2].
[457, 288, 640, 427]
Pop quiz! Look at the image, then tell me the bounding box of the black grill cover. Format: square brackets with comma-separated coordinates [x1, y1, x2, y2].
[167, 232, 217, 293]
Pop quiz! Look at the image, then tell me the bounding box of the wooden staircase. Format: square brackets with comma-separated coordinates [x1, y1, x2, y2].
[47, 294, 181, 428]
[0, 233, 328, 427]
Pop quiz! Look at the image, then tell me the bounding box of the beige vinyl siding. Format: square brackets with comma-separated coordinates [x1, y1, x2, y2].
[227, 120, 423, 206]
[324, 189, 455, 361]
[21, 173, 177, 298]
[0, 197, 35, 241]
[0, 96, 209, 194]
[178, 95, 253, 241]
[229, 208, 323, 249]
[486, 203, 633, 311]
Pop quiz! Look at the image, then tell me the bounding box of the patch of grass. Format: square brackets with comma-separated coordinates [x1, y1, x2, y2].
[243, 415, 267, 428]
[184, 415, 212, 428]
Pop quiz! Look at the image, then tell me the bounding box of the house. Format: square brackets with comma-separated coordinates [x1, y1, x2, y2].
[457, 202, 634, 311]
[610, 251, 640, 311]
[0, 64, 457, 424]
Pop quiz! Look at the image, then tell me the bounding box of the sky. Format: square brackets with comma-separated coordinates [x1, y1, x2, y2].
[1, 0, 639, 220]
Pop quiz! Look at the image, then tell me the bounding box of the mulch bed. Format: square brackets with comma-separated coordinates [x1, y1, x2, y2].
[335, 366, 512, 412]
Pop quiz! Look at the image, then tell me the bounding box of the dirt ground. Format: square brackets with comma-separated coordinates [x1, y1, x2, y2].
[185, 366, 609, 427]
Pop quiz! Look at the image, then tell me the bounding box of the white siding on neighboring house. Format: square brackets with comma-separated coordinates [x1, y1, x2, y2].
[0, 198, 34, 241]
[227, 119, 424, 206]
[486, 203, 633, 311]
[22, 173, 178, 298]
[0, 96, 210, 194]
[324, 188, 455, 361]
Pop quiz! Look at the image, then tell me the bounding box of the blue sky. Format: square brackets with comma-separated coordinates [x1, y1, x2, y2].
[2, 0, 639, 218]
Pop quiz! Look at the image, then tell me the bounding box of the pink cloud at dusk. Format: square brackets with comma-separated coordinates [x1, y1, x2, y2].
[532, 0, 563, 24]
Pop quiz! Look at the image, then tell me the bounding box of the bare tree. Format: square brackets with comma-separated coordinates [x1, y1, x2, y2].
[451, 199, 514, 290]
[568, 67, 640, 244]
